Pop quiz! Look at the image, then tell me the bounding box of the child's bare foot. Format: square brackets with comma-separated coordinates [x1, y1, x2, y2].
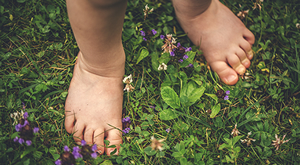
[65, 52, 124, 155]
[173, 0, 255, 85]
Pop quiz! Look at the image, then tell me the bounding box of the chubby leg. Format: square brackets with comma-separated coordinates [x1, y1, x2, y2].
[65, 0, 127, 155]
[172, 0, 255, 85]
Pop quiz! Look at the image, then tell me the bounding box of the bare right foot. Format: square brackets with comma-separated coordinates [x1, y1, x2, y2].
[173, 0, 255, 85]
[65, 52, 124, 155]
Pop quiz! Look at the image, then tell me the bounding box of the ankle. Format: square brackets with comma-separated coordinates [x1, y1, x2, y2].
[172, 0, 212, 18]
[78, 51, 125, 78]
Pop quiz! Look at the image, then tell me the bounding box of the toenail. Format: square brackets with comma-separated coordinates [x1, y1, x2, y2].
[242, 60, 250, 66]
[226, 75, 237, 83]
[247, 50, 253, 58]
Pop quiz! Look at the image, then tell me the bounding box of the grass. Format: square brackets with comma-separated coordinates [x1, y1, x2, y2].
[1, 0, 300, 164]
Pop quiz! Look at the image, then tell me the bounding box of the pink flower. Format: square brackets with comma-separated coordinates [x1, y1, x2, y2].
[272, 134, 290, 150]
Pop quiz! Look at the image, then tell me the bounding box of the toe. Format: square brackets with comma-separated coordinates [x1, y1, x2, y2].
[236, 48, 250, 68]
[84, 127, 94, 145]
[65, 113, 75, 134]
[94, 128, 105, 155]
[105, 128, 122, 155]
[243, 28, 255, 45]
[73, 122, 85, 144]
[240, 39, 253, 60]
[210, 61, 239, 85]
[227, 54, 246, 75]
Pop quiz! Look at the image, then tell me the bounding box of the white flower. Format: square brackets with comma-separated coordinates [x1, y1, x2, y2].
[123, 74, 133, 84]
[124, 84, 134, 92]
[231, 123, 240, 137]
[143, 4, 154, 19]
[158, 63, 167, 71]
[240, 132, 256, 146]
[151, 136, 165, 151]
[123, 74, 134, 92]
[296, 23, 300, 29]
[10, 110, 24, 125]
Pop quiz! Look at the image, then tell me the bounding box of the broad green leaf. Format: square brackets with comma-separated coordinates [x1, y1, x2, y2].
[232, 136, 243, 145]
[23, 159, 30, 165]
[205, 93, 218, 103]
[33, 151, 43, 159]
[100, 160, 113, 165]
[210, 103, 221, 118]
[181, 81, 205, 106]
[159, 52, 171, 64]
[161, 86, 180, 109]
[144, 146, 156, 156]
[151, 52, 159, 71]
[159, 109, 178, 120]
[137, 49, 149, 64]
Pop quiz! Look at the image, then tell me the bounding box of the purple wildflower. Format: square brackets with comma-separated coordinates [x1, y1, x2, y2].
[143, 37, 147, 41]
[225, 90, 230, 95]
[33, 127, 39, 133]
[188, 63, 193, 67]
[170, 51, 175, 56]
[140, 30, 145, 36]
[122, 127, 131, 134]
[224, 95, 229, 100]
[18, 138, 24, 144]
[55, 159, 62, 165]
[183, 55, 188, 60]
[166, 128, 171, 133]
[22, 102, 26, 110]
[26, 140, 32, 146]
[14, 136, 19, 142]
[177, 42, 181, 47]
[122, 117, 131, 123]
[91, 152, 97, 159]
[72, 146, 83, 159]
[15, 124, 22, 132]
[81, 139, 86, 146]
[178, 59, 183, 63]
[152, 29, 157, 35]
[185, 47, 192, 52]
[23, 112, 28, 119]
[64, 145, 70, 152]
[92, 144, 97, 152]
[149, 105, 156, 109]
[22, 120, 29, 127]
[73, 146, 81, 153]
[160, 35, 165, 39]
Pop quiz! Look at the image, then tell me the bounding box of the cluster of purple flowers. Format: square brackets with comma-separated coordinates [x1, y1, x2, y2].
[13, 112, 39, 146]
[216, 90, 230, 100]
[224, 90, 230, 100]
[160, 34, 193, 66]
[55, 140, 98, 165]
[140, 29, 157, 41]
[172, 42, 192, 63]
[122, 117, 131, 134]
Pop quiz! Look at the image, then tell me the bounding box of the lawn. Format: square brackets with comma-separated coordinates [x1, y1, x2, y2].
[0, 0, 300, 164]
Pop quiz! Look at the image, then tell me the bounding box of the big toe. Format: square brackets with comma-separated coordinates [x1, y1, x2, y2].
[210, 61, 239, 85]
[105, 128, 122, 155]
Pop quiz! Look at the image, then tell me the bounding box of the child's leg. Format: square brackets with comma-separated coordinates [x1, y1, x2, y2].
[172, 0, 255, 85]
[65, 0, 127, 155]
